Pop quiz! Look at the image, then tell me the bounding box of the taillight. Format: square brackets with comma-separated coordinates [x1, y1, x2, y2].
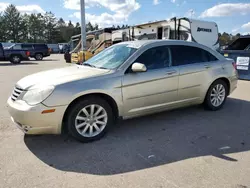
[26, 51, 30, 56]
[232, 62, 237, 70]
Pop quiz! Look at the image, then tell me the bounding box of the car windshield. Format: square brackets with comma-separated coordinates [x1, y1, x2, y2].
[82, 44, 138, 69]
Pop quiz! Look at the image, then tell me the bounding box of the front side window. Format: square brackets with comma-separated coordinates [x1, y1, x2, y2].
[83, 44, 137, 69]
[135, 46, 170, 70]
[171, 45, 215, 66]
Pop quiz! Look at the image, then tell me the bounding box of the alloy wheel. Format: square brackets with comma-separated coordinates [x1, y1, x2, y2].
[36, 54, 43, 60]
[13, 56, 20, 63]
[210, 84, 226, 107]
[74, 104, 108, 138]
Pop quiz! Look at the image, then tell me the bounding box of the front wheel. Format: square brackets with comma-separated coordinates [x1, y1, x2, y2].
[66, 97, 114, 142]
[204, 80, 228, 111]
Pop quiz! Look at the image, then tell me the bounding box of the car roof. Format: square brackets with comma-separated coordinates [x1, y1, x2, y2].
[121, 39, 199, 46]
[118, 40, 225, 60]
[120, 40, 207, 49]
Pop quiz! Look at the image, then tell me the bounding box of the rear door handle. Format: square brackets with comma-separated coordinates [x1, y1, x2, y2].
[165, 70, 177, 75]
[204, 65, 211, 69]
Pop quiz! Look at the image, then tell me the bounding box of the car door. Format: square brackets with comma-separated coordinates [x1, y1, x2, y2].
[170, 45, 218, 102]
[21, 44, 34, 56]
[122, 45, 179, 117]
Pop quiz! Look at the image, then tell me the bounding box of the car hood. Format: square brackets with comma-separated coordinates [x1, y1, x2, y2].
[16, 65, 111, 90]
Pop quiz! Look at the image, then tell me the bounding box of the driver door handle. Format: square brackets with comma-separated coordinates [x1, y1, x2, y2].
[204, 64, 211, 69]
[165, 70, 177, 75]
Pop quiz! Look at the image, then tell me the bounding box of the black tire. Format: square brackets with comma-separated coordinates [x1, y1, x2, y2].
[66, 97, 114, 142]
[204, 79, 228, 111]
[35, 53, 43, 60]
[10, 55, 21, 64]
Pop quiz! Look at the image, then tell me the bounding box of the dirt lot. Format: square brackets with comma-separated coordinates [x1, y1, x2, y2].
[0, 54, 250, 188]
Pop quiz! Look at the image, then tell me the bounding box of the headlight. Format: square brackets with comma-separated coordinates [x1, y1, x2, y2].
[22, 85, 55, 105]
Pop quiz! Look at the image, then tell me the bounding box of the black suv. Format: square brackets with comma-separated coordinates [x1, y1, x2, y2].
[10, 43, 51, 60]
[0, 43, 30, 64]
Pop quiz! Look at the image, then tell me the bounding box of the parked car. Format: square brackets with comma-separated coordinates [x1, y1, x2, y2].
[0, 43, 30, 64]
[48, 44, 60, 54]
[220, 36, 250, 80]
[7, 40, 238, 142]
[8, 43, 50, 60]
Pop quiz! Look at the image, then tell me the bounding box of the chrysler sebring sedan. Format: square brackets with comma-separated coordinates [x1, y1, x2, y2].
[7, 40, 238, 142]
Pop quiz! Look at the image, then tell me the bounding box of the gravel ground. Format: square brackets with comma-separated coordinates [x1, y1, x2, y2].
[0, 54, 250, 188]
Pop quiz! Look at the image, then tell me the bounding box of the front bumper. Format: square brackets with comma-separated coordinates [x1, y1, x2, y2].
[229, 75, 238, 94]
[7, 98, 67, 135]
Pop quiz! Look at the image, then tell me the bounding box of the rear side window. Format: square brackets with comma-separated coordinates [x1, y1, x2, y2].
[34, 44, 48, 49]
[170, 45, 217, 66]
[21, 44, 33, 50]
[205, 51, 218, 62]
[12, 44, 22, 50]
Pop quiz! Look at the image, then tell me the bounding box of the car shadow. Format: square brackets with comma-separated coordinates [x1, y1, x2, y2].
[29, 59, 60, 62]
[0, 62, 38, 66]
[24, 97, 250, 175]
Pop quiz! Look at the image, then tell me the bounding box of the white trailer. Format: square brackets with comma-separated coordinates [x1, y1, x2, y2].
[112, 17, 219, 50]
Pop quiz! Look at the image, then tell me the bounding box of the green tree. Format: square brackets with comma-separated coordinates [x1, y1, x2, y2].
[219, 32, 230, 46]
[74, 22, 81, 35]
[56, 18, 68, 42]
[44, 12, 59, 43]
[58, 18, 66, 27]
[86, 22, 94, 32]
[3, 4, 25, 42]
[219, 32, 241, 46]
[0, 13, 7, 42]
[27, 13, 45, 43]
[19, 13, 29, 42]
[94, 23, 99, 30]
[65, 20, 75, 41]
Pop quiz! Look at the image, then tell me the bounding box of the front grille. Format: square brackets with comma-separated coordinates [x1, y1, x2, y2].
[11, 87, 24, 101]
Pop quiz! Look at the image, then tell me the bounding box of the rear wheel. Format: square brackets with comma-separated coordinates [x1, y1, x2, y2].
[204, 80, 228, 111]
[10, 55, 21, 64]
[66, 97, 114, 142]
[35, 53, 43, 60]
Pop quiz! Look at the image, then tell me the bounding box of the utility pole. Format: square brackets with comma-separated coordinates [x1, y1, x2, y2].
[80, 0, 86, 50]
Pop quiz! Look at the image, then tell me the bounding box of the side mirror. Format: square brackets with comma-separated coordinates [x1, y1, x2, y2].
[131, 62, 147, 72]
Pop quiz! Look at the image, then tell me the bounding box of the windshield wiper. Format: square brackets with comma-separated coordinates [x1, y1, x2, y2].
[98, 66, 109, 70]
[83, 63, 96, 68]
[82, 63, 109, 70]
